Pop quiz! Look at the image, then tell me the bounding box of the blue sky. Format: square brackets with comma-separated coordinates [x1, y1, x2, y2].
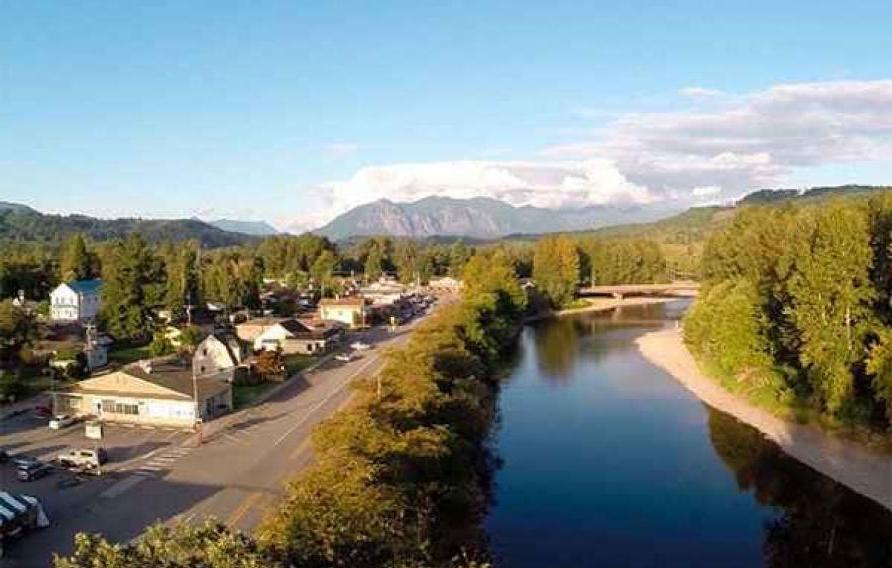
[4, 1, 892, 230]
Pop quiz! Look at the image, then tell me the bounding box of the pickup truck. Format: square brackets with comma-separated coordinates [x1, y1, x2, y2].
[56, 448, 108, 470]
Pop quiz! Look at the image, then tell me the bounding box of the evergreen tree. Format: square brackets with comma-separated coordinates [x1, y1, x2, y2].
[100, 235, 155, 340]
[59, 233, 93, 282]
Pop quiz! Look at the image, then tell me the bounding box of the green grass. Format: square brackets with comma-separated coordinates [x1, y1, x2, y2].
[232, 382, 277, 409]
[108, 344, 152, 365]
[284, 354, 320, 376]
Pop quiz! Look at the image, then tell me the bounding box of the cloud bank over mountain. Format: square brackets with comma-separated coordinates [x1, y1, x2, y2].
[289, 80, 892, 232]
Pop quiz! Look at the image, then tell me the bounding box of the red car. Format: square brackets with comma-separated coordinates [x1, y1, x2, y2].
[32, 405, 52, 419]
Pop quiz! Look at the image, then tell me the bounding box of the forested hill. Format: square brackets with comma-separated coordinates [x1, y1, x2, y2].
[553, 184, 892, 274]
[0, 205, 255, 247]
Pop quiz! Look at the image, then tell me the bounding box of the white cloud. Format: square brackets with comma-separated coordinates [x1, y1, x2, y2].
[294, 80, 892, 229]
[548, 79, 892, 200]
[691, 185, 721, 197]
[325, 142, 359, 158]
[679, 86, 724, 98]
[288, 159, 656, 231]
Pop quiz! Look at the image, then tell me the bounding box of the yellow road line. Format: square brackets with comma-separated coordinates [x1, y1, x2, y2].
[288, 438, 313, 461]
[226, 491, 263, 527]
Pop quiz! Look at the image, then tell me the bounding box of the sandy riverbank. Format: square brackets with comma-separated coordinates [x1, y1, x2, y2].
[637, 327, 892, 512]
[525, 296, 675, 323]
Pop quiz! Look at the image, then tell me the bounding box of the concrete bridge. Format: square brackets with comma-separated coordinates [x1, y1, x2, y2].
[578, 280, 700, 299]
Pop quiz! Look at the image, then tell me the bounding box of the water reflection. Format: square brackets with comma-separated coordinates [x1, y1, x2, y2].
[707, 409, 892, 567]
[488, 301, 892, 567]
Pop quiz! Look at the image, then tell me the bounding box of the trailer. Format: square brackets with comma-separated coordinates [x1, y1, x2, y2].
[0, 491, 49, 558]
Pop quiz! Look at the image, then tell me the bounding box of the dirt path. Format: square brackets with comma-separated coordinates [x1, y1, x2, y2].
[637, 327, 892, 512]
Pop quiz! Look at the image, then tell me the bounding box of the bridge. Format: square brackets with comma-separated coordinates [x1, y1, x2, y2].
[578, 280, 700, 299]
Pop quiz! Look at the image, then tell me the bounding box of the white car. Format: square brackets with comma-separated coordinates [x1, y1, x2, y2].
[48, 414, 76, 430]
[349, 341, 372, 351]
[335, 352, 356, 362]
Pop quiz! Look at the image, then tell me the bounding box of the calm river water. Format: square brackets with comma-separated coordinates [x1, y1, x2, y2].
[486, 301, 892, 567]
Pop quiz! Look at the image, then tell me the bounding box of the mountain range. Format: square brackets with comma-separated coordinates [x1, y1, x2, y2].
[0, 203, 255, 247]
[207, 219, 278, 236]
[314, 196, 683, 240]
[3, 185, 889, 247]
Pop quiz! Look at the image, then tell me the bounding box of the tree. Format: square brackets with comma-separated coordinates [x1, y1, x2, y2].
[787, 204, 875, 413]
[53, 522, 281, 568]
[164, 242, 201, 322]
[149, 332, 174, 357]
[255, 349, 284, 380]
[393, 240, 419, 284]
[310, 250, 338, 294]
[59, 233, 94, 282]
[100, 235, 155, 340]
[0, 299, 37, 365]
[532, 234, 580, 308]
[179, 325, 202, 353]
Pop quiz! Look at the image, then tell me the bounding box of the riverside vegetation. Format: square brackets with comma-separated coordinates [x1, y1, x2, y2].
[53, 251, 526, 568]
[684, 193, 892, 437]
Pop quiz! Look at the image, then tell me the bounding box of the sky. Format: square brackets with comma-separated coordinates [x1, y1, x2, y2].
[3, 1, 892, 231]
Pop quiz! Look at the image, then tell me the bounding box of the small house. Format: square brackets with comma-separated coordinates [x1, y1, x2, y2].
[253, 319, 344, 355]
[193, 332, 246, 378]
[319, 297, 369, 329]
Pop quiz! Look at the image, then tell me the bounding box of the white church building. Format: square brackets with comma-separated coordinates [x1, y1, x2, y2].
[50, 279, 102, 322]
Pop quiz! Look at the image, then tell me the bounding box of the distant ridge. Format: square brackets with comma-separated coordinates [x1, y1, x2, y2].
[315, 196, 681, 240]
[208, 219, 278, 236]
[0, 202, 256, 247]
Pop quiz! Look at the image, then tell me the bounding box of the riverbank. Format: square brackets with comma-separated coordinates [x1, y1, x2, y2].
[525, 296, 675, 323]
[637, 327, 892, 512]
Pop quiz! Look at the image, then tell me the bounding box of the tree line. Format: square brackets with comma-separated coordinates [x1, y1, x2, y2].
[54, 251, 528, 568]
[685, 194, 892, 431]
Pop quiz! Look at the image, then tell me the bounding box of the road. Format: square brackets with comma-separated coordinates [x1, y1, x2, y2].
[0, 316, 427, 567]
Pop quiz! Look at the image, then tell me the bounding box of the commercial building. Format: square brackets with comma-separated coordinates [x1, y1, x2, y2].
[56, 360, 232, 428]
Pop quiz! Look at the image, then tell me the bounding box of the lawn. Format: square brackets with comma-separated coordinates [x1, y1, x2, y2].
[108, 344, 152, 365]
[284, 353, 320, 376]
[232, 382, 277, 409]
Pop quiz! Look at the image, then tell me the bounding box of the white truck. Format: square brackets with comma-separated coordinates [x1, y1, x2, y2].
[56, 448, 108, 471]
[0, 491, 49, 558]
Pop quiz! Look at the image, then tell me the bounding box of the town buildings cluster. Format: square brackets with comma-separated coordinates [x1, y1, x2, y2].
[19, 274, 454, 429]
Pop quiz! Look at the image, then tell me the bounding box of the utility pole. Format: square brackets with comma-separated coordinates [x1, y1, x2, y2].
[192, 367, 203, 446]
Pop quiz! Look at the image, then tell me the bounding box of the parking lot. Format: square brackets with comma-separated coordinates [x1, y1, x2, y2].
[1, 411, 194, 539]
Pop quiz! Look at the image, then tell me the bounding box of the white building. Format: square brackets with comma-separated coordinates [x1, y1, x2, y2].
[254, 319, 344, 355]
[193, 332, 246, 379]
[56, 360, 232, 428]
[50, 279, 102, 322]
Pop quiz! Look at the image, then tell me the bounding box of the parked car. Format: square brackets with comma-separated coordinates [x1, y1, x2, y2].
[48, 414, 76, 430]
[335, 352, 356, 362]
[350, 341, 372, 351]
[16, 462, 52, 482]
[32, 405, 52, 419]
[56, 448, 108, 470]
[11, 455, 39, 468]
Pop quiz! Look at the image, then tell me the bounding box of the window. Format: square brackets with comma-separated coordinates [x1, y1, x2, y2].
[101, 400, 139, 415]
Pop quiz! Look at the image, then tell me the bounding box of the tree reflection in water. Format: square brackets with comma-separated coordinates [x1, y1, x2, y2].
[533, 317, 582, 384]
[707, 408, 892, 567]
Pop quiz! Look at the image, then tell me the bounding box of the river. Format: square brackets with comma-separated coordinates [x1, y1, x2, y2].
[486, 300, 892, 567]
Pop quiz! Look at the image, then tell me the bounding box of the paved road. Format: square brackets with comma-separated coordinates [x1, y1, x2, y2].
[1, 317, 427, 567]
